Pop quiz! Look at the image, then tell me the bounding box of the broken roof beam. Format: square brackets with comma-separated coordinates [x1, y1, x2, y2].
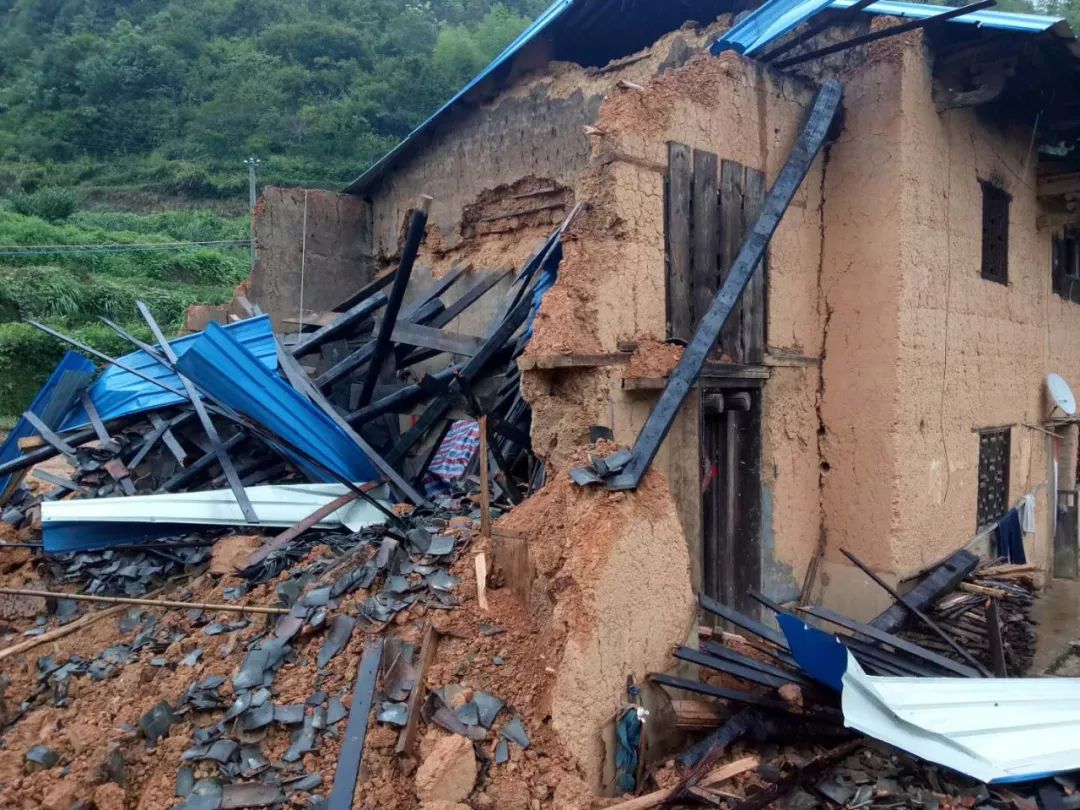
[314, 298, 444, 390]
[774, 0, 996, 68]
[356, 195, 432, 410]
[587, 80, 844, 492]
[840, 547, 991, 676]
[291, 291, 388, 358]
[391, 321, 485, 357]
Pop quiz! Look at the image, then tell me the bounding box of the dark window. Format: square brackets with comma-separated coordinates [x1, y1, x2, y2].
[1053, 227, 1080, 302]
[977, 427, 1011, 529]
[980, 181, 1010, 284]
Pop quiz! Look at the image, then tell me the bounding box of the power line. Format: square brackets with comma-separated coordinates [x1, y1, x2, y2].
[0, 240, 249, 258]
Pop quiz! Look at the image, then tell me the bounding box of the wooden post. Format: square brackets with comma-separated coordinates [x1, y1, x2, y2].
[479, 415, 491, 537]
[475, 552, 489, 611]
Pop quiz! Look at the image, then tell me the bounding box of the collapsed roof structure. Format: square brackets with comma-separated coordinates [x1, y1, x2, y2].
[5, 0, 1080, 807]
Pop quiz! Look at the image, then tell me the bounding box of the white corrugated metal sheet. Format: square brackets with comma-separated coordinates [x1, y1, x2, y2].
[842, 652, 1080, 783]
[41, 483, 389, 534]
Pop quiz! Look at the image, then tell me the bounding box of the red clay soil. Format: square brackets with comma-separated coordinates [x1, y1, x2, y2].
[0, 510, 596, 809]
[622, 341, 683, 380]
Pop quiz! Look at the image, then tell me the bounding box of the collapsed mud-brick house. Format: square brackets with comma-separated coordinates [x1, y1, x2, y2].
[233, 0, 1080, 788]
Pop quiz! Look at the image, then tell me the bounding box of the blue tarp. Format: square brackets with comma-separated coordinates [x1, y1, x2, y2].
[174, 322, 377, 484]
[60, 316, 278, 432]
[0, 352, 95, 496]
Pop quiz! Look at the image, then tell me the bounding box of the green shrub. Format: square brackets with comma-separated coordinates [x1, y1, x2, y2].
[7, 186, 78, 222]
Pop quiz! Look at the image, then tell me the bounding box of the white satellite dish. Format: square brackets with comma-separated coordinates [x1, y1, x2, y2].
[1047, 373, 1077, 417]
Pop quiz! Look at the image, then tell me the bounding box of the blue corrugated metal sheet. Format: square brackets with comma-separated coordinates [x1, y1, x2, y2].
[174, 323, 377, 484]
[711, 0, 1073, 56]
[830, 0, 1069, 33]
[60, 316, 277, 431]
[712, 0, 834, 55]
[0, 352, 95, 495]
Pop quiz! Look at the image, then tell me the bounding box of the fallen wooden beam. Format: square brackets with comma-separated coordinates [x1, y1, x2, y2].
[590, 80, 844, 492]
[329, 637, 383, 809]
[870, 549, 978, 634]
[396, 624, 438, 754]
[391, 321, 484, 357]
[606, 756, 761, 810]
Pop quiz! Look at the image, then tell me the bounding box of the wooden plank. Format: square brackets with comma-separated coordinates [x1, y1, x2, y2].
[396, 624, 438, 754]
[328, 638, 383, 809]
[718, 160, 745, 360]
[671, 700, 730, 729]
[517, 352, 631, 371]
[391, 321, 485, 357]
[1038, 171, 1080, 198]
[740, 167, 766, 364]
[622, 377, 670, 391]
[666, 142, 694, 342]
[475, 553, 489, 611]
[494, 532, 531, 607]
[987, 597, 1007, 676]
[869, 549, 979, 634]
[479, 415, 492, 536]
[606, 757, 760, 810]
[692, 149, 720, 333]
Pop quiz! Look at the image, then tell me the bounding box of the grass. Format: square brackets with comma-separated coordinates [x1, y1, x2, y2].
[0, 203, 249, 416]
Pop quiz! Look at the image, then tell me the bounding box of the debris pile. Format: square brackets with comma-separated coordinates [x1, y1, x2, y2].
[630, 551, 1071, 809]
[0, 201, 602, 808]
[896, 560, 1037, 676]
[1, 196, 571, 559]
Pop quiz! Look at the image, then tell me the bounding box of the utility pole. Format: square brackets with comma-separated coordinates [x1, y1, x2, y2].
[243, 156, 261, 268]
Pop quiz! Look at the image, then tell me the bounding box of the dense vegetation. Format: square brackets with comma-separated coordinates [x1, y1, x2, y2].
[1, 0, 1079, 422]
[0, 0, 547, 198]
[0, 196, 250, 421]
[0, 0, 544, 422]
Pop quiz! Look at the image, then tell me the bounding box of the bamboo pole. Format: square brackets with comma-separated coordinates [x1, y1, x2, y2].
[0, 587, 289, 616]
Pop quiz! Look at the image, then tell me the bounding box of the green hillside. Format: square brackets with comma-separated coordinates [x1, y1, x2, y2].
[0, 0, 546, 199]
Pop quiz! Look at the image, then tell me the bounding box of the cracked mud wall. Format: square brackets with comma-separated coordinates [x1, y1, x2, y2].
[249, 186, 373, 329]
[498, 467, 695, 794]
[889, 37, 1060, 580]
[524, 53, 827, 600]
[816, 48, 907, 617]
[364, 24, 730, 265]
[818, 34, 1077, 614]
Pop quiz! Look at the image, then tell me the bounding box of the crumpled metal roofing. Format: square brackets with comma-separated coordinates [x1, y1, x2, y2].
[60, 316, 278, 432]
[174, 322, 377, 485]
[711, 0, 834, 55]
[41, 483, 389, 553]
[0, 352, 95, 495]
[711, 0, 1076, 55]
[780, 614, 1080, 785]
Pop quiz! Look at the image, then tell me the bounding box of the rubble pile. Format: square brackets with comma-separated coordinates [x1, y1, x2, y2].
[897, 561, 1038, 676]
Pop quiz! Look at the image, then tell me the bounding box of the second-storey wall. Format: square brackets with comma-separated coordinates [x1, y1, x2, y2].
[523, 52, 827, 600]
[892, 39, 1057, 576]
